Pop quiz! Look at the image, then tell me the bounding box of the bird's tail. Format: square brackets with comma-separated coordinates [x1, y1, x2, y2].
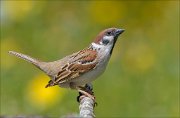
[8, 51, 40, 67]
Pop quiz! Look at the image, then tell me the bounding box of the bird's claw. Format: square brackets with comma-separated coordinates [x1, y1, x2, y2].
[77, 84, 97, 106]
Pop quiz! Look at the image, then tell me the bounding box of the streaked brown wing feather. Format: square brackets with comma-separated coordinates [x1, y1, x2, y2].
[45, 48, 97, 87]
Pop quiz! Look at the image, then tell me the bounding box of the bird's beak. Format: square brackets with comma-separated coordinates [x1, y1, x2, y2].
[115, 29, 125, 36]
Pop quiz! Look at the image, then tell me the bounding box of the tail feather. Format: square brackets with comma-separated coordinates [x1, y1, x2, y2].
[8, 51, 40, 66]
[45, 80, 57, 88]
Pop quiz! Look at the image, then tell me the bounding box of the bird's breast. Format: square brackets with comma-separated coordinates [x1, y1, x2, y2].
[59, 51, 111, 88]
[70, 53, 110, 86]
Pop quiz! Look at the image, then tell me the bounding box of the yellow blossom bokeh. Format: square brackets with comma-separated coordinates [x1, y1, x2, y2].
[26, 74, 66, 109]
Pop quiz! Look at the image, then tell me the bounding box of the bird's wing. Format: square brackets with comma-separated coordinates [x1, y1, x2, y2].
[45, 48, 98, 87]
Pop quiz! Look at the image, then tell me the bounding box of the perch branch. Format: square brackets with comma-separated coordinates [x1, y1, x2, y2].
[78, 84, 96, 117]
[79, 95, 95, 118]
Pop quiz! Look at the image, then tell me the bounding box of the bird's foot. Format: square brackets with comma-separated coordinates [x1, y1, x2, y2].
[77, 84, 97, 107]
[78, 89, 95, 100]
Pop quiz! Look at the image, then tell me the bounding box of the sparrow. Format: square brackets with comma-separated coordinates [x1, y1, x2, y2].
[9, 28, 125, 100]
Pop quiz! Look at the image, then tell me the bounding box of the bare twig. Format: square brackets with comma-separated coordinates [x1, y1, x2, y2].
[79, 96, 95, 118]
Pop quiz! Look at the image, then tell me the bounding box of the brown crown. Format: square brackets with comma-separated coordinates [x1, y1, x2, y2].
[93, 28, 117, 44]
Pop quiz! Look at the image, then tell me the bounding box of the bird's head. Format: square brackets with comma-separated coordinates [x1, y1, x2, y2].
[92, 28, 125, 54]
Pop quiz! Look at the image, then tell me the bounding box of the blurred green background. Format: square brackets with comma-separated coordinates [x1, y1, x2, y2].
[0, 1, 179, 117]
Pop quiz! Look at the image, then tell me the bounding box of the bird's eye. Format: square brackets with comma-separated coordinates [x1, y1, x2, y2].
[107, 31, 111, 35]
[102, 39, 109, 45]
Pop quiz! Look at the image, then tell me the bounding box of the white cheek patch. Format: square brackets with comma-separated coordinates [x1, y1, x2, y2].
[100, 36, 114, 45]
[103, 36, 114, 40]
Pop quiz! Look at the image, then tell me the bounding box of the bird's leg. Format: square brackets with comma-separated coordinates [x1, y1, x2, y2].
[70, 82, 96, 105]
[69, 82, 93, 100]
[78, 89, 95, 100]
[78, 83, 94, 96]
[77, 84, 98, 106]
[85, 83, 94, 95]
[76, 83, 96, 102]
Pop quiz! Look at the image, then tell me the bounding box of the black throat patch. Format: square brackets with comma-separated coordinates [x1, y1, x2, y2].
[110, 38, 118, 55]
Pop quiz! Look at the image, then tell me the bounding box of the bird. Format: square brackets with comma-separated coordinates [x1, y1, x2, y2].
[9, 28, 125, 100]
